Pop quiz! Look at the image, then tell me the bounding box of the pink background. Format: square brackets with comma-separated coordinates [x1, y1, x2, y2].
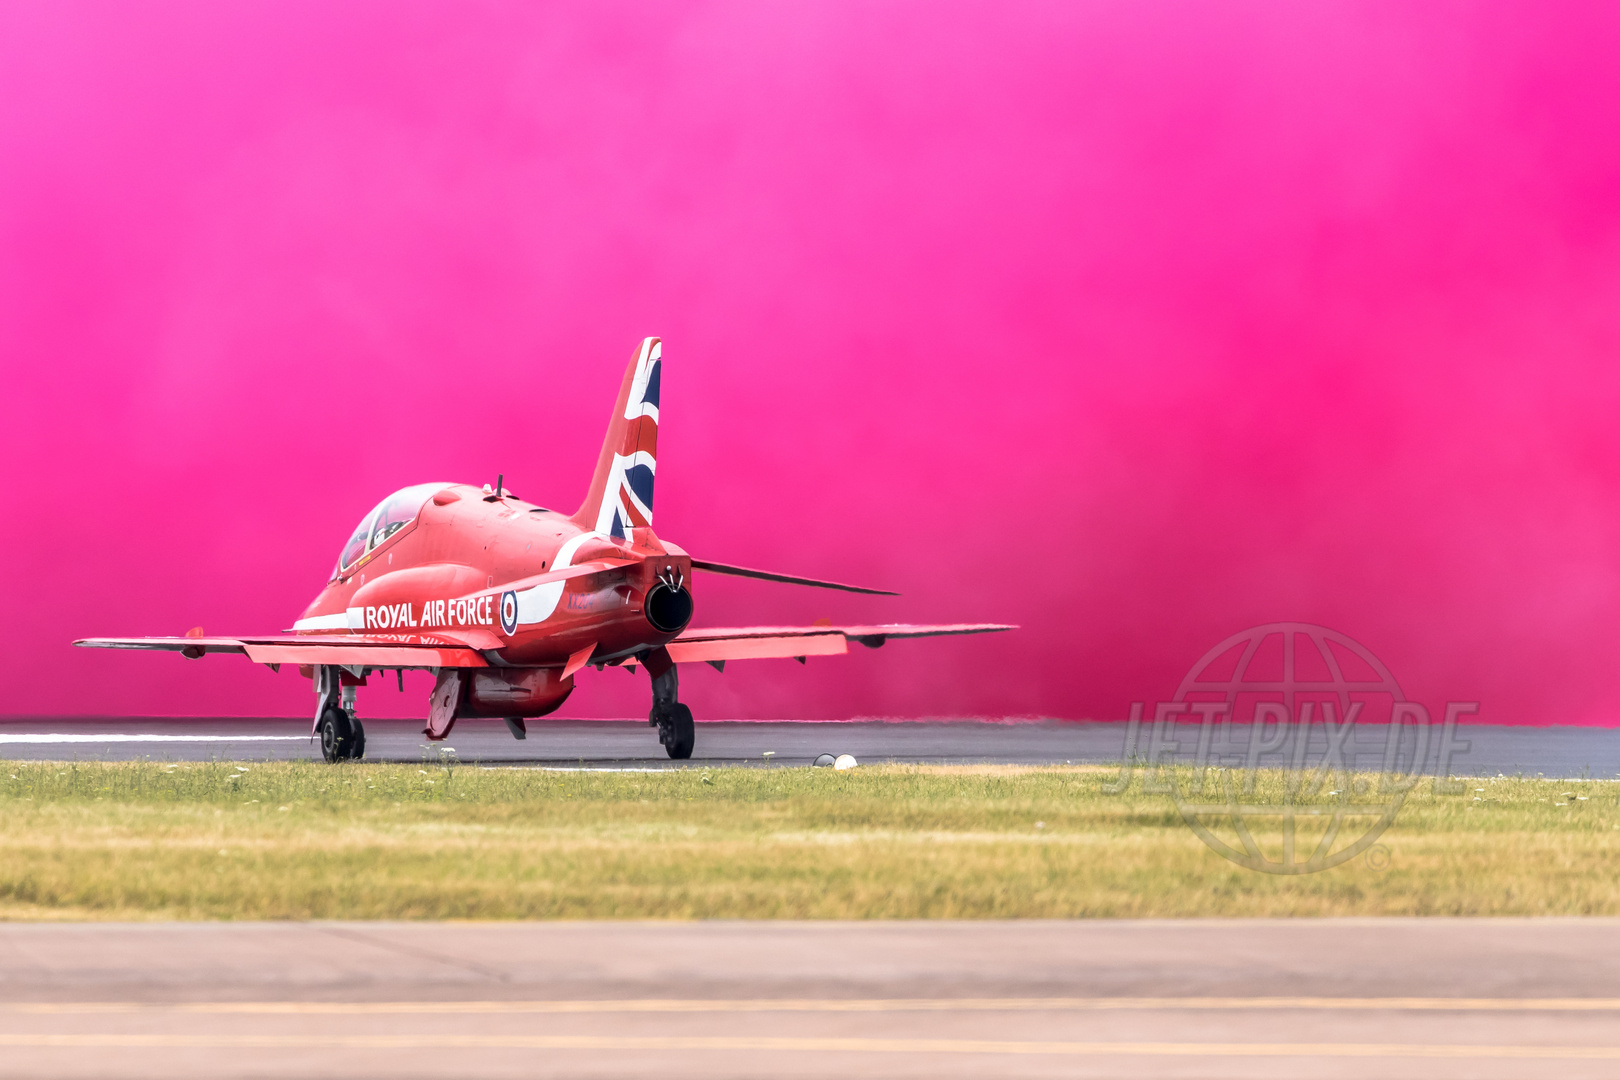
[3, 2, 1619, 723]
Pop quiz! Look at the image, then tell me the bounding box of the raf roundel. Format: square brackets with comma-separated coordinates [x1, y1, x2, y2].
[499, 590, 518, 635]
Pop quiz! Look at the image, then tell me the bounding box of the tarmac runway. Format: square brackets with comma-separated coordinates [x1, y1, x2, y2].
[3, 919, 1620, 1078]
[1, 717, 1618, 776]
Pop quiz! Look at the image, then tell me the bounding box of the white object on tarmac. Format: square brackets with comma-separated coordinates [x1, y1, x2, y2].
[833, 754, 858, 770]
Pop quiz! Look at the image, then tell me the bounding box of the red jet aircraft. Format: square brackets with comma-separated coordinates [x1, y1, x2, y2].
[78, 338, 1012, 761]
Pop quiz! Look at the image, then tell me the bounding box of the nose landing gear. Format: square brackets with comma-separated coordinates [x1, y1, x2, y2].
[645, 651, 694, 760]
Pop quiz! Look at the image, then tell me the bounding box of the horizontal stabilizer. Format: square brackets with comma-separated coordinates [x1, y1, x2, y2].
[690, 560, 898, 596]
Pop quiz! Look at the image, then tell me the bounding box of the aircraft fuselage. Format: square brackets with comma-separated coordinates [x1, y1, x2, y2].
[292, 483, 693, 718]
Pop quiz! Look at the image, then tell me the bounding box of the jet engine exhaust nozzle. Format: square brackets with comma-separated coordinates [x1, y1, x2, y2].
[644, 584, 694, 634]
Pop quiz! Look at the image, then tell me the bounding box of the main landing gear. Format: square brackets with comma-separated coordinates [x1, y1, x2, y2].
[313, 665, 367, 763]
[318, 703, 366, 762]
[647, 656, 694, 760]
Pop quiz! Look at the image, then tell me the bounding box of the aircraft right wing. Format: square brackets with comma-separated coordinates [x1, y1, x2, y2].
[663, 623, 1015, 665]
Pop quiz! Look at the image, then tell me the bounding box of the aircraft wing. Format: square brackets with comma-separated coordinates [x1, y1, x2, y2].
[664, 623, 1014, 665]
[77, 621, 1015, 670]
[74, 635, 489, 669]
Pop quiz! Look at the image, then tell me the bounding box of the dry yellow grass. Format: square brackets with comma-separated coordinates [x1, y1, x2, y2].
[0, 760, 1614, 919]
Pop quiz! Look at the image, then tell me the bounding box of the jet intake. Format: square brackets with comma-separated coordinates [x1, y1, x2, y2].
[644, 584, 694, 634]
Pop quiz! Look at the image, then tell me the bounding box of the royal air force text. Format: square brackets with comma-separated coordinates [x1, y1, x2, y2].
[365, 598, 495, 630]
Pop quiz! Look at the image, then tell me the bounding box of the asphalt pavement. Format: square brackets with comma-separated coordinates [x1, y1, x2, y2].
[1, 717, 1618, 776]
[3, 919, 1620, 1078]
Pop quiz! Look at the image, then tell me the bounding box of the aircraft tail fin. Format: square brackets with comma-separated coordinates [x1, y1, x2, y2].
[573, 336, 661, 538]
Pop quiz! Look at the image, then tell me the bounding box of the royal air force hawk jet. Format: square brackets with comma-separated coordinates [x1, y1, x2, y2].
[77, 338, 1013, 761]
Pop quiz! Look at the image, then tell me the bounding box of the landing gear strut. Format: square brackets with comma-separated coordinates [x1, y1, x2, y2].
[313, 665, 367, 763]
[647, 656, 694, 760]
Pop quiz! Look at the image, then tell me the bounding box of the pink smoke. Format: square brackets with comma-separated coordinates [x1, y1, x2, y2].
[3, 2, 1619, 724]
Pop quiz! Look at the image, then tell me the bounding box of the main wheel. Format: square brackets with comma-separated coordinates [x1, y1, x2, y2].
[347, 716, 366, 761]
[660, 703, 695, 760]
[318, 706, 355, 763]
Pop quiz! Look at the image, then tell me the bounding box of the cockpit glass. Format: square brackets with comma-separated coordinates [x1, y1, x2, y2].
[334, 483, 450, 576]
[338, 516, 372, 573]
[370, 489, 423, 548]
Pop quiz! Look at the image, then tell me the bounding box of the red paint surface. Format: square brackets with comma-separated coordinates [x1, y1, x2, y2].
[4, 3, 1619, 723]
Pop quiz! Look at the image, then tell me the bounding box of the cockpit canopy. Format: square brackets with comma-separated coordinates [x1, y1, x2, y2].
[334, 483, 451, 578]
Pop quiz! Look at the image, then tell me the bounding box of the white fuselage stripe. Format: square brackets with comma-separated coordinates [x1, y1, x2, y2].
[514, 531, 606, 626]
[291, 613, 350, 631]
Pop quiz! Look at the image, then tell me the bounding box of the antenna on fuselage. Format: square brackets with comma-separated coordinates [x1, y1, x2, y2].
[496, 473, 504, 498]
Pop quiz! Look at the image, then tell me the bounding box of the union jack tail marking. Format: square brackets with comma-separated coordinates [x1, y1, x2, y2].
[574, 337, 661, 540]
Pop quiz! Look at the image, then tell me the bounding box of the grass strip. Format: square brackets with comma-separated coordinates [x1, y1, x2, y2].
[0, 760, 1614, 919]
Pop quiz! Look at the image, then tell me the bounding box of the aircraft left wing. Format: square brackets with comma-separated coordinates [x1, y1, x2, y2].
[73, 635, 489, 669]
[663, 623, 1014, 665]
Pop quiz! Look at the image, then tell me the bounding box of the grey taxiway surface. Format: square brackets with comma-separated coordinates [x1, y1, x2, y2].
[3, 920, 1620, 1078]
[1, 716, 1619, 776]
